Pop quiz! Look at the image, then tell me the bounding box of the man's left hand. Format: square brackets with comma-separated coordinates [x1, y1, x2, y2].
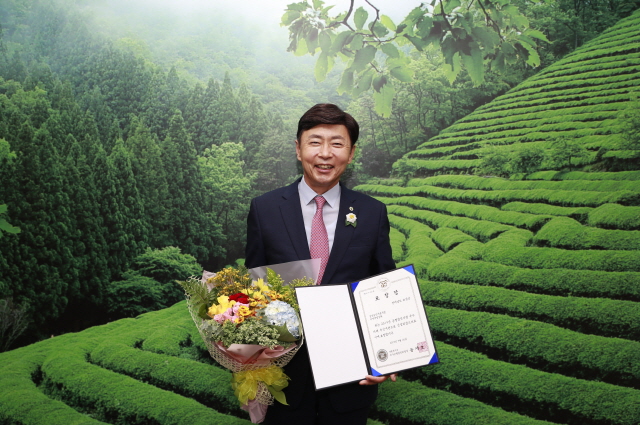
[359, 373, 397, 385]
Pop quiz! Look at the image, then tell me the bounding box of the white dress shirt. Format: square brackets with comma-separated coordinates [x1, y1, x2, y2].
[298, 177, 341, 253]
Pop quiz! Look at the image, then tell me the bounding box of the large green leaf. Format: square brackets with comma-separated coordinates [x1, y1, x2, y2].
[472, 26, 499, 52]
[352, 45, 376, 72]
[306, 28, 319, 53]
[315, 52, 329, 81]
[460, 41, 483, 86]
[381, 14, 396, 31]
[373, 82, 395, 118]
[350, 33, 364, 50]
[381, 43, 400, 58]
[444, 0, 461, 14]
[286, 2, 310, 12]
[518, 40, 541, 67]
[524, 28, 550, 43]
[443, 51, 462, 84]
[337, 70, 354, 95]
[354, 6, 368, 30]
[319, 30, 332, 52]
[406, 35, 427, 51]
[390, 65, 413, 83]
[0, 204, 7, 215]
[331, 31, 353, 54]
[294, 37, 308, 56]
[371, 21, 389, 38]
[281, 10, 301, 26]
[352, 69, 374, 97]
[372, 74, 387, 91]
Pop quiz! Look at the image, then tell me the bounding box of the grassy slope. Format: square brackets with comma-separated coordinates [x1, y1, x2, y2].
[395, 9, 640, 174]
[354, 8, 640, 425]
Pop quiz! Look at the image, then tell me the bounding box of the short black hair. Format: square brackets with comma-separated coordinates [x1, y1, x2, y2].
[296, 103, 359, 145]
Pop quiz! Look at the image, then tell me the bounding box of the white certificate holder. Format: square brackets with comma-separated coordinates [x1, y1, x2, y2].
[295, 265, 439, 390]
[294, 284, 369, 390]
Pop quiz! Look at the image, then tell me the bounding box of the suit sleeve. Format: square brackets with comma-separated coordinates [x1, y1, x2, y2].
[371, 203, 396, 275]
[245, 198, 266, 269]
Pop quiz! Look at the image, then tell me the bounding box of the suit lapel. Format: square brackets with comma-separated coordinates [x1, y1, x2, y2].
[279, 180, 311, 261]
[322, 185, 356, 285]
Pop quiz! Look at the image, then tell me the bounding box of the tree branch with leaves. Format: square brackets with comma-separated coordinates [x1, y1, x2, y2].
[281, 0, 549, 116]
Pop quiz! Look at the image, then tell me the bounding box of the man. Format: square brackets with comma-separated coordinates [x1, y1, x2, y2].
[245, 103, 396, 424]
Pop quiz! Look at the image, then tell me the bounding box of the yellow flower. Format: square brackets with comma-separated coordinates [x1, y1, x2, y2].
[207, 295, 236, 317]
[237, 305, 252, 317]
[234, 316, 245, 324]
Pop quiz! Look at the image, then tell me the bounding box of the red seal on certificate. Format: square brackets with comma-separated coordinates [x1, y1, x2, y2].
[417, 341, 429, 353]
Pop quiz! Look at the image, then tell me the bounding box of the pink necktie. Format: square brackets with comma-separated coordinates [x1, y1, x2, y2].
[310, 196, 329, 284]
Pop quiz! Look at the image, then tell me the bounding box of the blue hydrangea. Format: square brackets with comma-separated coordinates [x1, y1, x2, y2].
[264, 300, 300, 338]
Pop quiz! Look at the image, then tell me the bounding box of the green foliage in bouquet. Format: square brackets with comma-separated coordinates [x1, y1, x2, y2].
[178, 277, 218, 321]
[264, 268, 314, 312]
[220, 318, 281, 349]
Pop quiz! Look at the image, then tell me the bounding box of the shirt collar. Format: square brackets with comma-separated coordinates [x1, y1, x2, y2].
[298, 176, 341, 209]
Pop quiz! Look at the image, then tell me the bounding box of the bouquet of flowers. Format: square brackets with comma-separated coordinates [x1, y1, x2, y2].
[179, 265, 313, 423]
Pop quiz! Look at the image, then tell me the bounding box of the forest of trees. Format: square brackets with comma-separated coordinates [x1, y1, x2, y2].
[0, 0, 637, 349]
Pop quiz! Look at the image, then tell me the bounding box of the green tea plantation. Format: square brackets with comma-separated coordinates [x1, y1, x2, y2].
[2, 9, 640, 425]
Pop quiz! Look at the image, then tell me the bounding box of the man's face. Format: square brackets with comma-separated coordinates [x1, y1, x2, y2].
[296, 124, 356, 194]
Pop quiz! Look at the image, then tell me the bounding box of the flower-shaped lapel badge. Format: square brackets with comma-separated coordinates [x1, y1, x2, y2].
[345, 206, 357, 227]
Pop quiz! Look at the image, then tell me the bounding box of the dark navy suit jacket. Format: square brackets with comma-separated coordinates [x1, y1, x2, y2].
[245, 179, 395, 412]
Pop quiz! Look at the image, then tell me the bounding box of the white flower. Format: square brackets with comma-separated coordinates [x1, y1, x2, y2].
[345, 212, 357, 227]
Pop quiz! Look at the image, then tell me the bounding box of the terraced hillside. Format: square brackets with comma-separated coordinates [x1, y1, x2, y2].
[351, 9, 640, 425]
[393, 9, 640, 175]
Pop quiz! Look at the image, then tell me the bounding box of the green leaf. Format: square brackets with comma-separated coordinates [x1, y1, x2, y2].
[503, 5, 529, 27]
[371, 21, 389, 38]
[0, 204, 7, 214]
[471, 26, 499, 52]
[460, 42, 483, 86]
[443, 51, 462, 84]
[390, 65, 413, 83]
[331, 31, 353, 54]
[306, 28, 319, 53]
[518, 40, 541, 67]
[352, 70, 374, 97]
[372, 74, 387, 91]
[524, 28, 550, 43]
[268, 387, 289, 405]
[405, 35, 426, 51]
[294, 37, 308, 56]
[402, 6, 425, 28]
[319, 30, 332, 52]
[416, 16, 434, 38]
[312, 0, 323, 9]
[396, 23, 407, 34]
[444, 0, 461, 14]
[350, 33, 364, 50]
[381, 15, 396, 31]
[286, 2, 310, 12]
[352, 45, 376, 72]
[337, 70, 354, 95]
[281, 10, 301, 26]
[315, 52, 329, 81]
[354, 6, 368, 30]
[373, 82, 395, 118]
[380, 43, 400, 58]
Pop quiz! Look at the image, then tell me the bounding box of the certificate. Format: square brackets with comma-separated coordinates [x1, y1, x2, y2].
[295, 265, 439, 390]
